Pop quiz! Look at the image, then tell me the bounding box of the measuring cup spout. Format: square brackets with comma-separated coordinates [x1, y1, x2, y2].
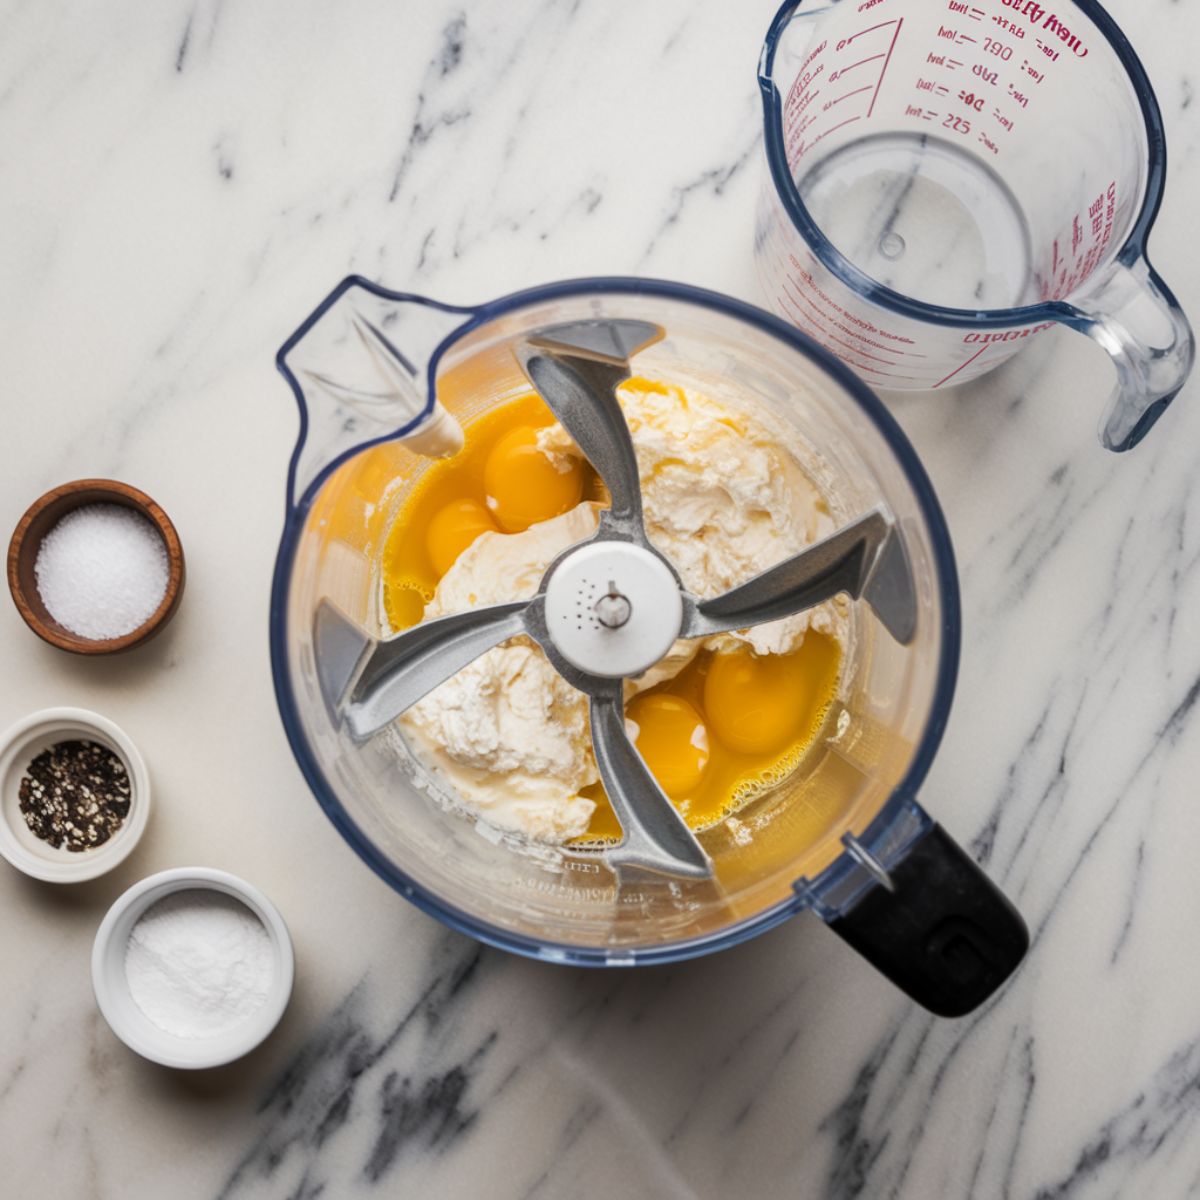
[1061, 257, 1195, 452]
[276, 276, 471, 511]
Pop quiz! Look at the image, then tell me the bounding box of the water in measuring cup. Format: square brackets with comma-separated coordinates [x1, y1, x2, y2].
[797, 131, 1035, 310]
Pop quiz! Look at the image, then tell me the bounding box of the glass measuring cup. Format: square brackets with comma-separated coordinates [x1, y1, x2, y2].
[270, 275, 1027, 1015]
[757, 0, 1194, 450]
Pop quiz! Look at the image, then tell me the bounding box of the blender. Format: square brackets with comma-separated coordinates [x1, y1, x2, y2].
[270, 275, 1028, 1017]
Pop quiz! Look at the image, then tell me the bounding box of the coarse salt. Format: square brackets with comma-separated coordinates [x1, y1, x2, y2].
[34, 503, 169, 640]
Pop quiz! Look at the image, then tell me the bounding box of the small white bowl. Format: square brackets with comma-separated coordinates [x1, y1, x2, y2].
[0, 706, 150, 882]
[92, 867, 294, 1069]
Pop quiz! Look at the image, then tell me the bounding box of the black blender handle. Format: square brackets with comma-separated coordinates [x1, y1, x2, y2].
[829, 824, 1029, 1017]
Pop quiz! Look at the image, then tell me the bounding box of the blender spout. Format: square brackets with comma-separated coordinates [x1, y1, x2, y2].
[277, 276, 472, 511]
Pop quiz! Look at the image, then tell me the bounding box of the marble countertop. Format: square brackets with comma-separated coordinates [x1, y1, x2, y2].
[2, 0, 1199, 1196]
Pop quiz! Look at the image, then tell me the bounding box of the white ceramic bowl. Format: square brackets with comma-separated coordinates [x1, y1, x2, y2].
[0, 706, 150, 882]
[92, 867, 295, 1069]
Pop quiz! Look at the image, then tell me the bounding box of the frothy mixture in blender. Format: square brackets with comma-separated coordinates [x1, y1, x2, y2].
[380, 378, 845, 845]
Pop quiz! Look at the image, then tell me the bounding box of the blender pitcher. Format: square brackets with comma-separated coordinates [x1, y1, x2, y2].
[270, 276, 1028, 1016]
[757, 0, 1194, 450]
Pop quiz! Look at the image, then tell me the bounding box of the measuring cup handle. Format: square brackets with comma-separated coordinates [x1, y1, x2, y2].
[829, 823, 1028, 1017]
[1065, 257, 1195, 452]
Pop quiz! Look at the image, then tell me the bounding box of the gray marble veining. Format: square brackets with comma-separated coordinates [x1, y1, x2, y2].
[1, 0, 1198, 1197]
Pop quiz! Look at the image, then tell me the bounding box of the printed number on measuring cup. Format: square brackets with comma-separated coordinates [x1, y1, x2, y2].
[943, 114, 971, 135]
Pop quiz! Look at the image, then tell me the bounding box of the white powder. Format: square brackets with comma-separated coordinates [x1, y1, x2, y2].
[124, 890, 275, 1039]
[35, 503, 169, 639]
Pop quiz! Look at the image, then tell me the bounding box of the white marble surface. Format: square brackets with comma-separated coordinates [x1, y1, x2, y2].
[1, 0, 1198, 1196]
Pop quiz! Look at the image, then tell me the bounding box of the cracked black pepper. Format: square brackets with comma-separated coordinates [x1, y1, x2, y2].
[18, 740, 131, 851]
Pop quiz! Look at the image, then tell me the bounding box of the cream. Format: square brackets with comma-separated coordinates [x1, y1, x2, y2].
[399, 378, 840, 843]
[401, 506, 602, 842]
[541, 379, 831, 655]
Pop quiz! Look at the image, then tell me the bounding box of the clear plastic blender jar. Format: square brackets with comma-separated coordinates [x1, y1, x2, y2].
[270, 276, 1027, 1016]
[757, 0, 1194, 450]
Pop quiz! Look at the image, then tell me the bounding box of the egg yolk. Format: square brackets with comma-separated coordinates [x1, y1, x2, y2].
[482, 425, 584, 532]
[703, 644, 813, 755]
[425, 498, 498, 578]
[626, 693, 710, 799]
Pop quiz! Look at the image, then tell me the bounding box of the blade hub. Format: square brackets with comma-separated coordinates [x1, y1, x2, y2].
[543, 542, 682, 679]
[594, 581, 632, 629]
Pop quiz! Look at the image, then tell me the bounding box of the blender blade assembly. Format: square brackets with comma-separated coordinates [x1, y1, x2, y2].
[314, 318, 918, 880]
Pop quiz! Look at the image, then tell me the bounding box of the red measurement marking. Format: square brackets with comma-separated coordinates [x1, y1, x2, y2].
[808, 114, 861, 150]
[947, 57, 964, 68]
[958, 34, 978, 43]
[838, 53, 886, 76]
[843, 359, 914, 381]
[845, 19, 898, 43]
[797, 282, 833, 315]
[795, 301, 845, 348]
[786, 283, 907, 371]
[827, 84, 873, 107]
[867, 17, 904, 118]
[785, 285, 874, 362]
[932, 344, 988, 388]
[827, 332, 901, 366]
[789, 279, 844, 330]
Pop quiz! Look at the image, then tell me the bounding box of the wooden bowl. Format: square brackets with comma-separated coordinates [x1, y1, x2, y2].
[7, 479, 185, 655]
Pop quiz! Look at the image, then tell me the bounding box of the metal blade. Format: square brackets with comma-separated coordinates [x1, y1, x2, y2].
[860, 521, 918, 645]
[314, 598, 531, 741]
[526, 318, 663, 367]
[519, 320, 662, 533]
[314, 600, 375, 718]
[682, 508, 916, 645]
[590, 686, 713, 879]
